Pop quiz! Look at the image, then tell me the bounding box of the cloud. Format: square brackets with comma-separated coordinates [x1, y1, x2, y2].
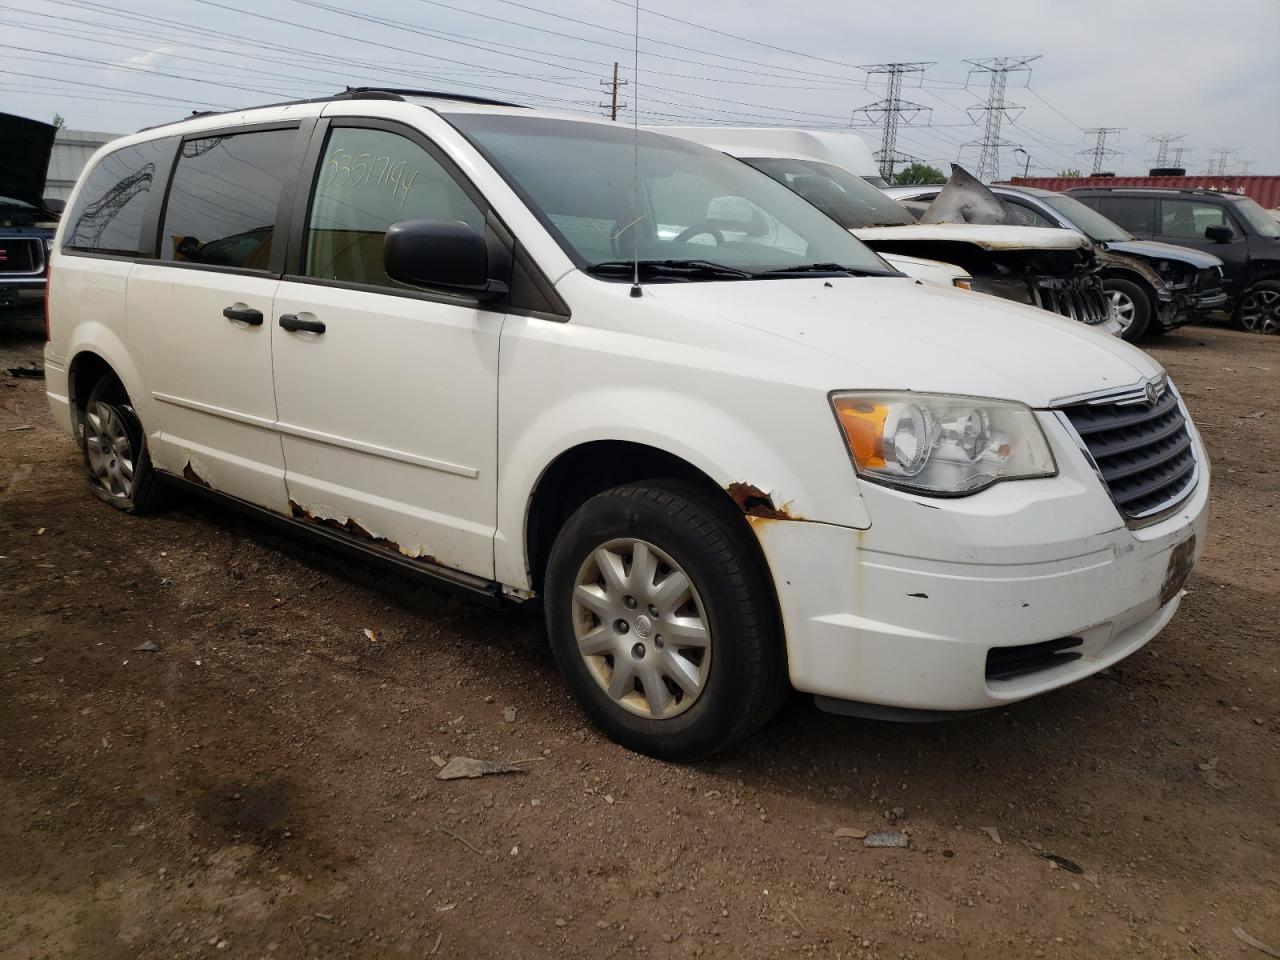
[110, 45, 173, 73]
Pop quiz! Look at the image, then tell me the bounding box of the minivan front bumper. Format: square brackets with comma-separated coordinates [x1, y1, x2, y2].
[752, 414, 1209, 713]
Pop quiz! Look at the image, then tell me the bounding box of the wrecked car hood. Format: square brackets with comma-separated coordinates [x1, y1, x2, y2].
[854, 223, 1091, 251]
[596, 275, 1159, 407]
[1102, 239, 1224, 270]
[0, 113, 57, 213]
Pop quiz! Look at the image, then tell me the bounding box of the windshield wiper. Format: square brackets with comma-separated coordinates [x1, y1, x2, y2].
[751, 262, 872, 278]
[584, 259, 755, 281]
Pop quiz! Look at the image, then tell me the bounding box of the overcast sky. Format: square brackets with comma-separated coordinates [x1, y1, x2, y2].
[3, 0, 1277, 179]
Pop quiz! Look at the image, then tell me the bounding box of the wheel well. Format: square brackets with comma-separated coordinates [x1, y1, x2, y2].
[1099, 268, 1156, 301]
[68, 351, 119, 412]
[525, 441, 734, 594]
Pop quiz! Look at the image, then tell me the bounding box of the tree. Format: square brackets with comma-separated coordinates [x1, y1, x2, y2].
[892, 162, 946, 185]
[51, 113, 66, 130]
[1057, 168, 1082, 178]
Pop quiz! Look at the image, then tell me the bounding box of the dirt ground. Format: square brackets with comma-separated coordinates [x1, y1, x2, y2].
[1, 308, 1277, 960]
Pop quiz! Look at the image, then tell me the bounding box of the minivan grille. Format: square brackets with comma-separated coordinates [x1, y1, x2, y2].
[1030, 276, 1111, 326]
[987, 636, 1083, 682]
[0, 239, 40, 274]
[1061, 383, 1197, 522]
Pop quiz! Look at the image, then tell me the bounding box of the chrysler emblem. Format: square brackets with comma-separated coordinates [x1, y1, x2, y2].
[1145, 378, 1164, 406]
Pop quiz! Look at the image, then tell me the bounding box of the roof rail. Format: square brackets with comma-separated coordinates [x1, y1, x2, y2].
[341, 87, 526, 108]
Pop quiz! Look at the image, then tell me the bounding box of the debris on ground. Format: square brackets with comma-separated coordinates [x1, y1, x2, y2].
[834, 827, 867, 840]
[436, 757, 527, 780]
[5, 364, 43, 379]
[1038, 853, 1084, 874]
[980, 825, 1002, 845]
[363, 628, 378, 643]
[1233, 927, 1280, 959]
[864, 832, 909, 848]
[503, 706, 517, 723]
[133, 640, 160, 652]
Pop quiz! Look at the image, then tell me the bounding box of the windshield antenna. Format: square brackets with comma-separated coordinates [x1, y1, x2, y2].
[629, 0, 642, 298]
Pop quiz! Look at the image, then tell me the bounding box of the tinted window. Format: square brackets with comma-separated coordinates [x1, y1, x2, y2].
[1091, 196, 1155, 234]
[160, 129, 297, 269]
[63, 139, 170, 255]
[1159, 199, 1228, 240]
[304, 127, 484, 289]
[744, 157, 915, 228]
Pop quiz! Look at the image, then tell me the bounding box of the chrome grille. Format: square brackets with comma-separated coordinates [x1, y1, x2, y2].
[1031, 276, 1111, 326]
[1060, 381, 1198, 522]
[0, 238, 41, 274]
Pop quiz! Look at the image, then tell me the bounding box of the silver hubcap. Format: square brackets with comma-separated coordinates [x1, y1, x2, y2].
[84, 401, 135, 498]
[1108, 289, 1137, 332]
[1240, 289, 1280, 334]
[571, 538, 711, 720]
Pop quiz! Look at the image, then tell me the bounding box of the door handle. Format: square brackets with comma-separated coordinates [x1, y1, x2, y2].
[222, 305, 263, 325]
[278, 313, 326, 334]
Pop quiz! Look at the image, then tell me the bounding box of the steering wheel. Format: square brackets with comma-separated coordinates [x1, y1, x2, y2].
[675, 222, 725, 246]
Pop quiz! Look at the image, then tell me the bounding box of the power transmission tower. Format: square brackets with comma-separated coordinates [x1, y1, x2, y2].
[962, 55, 1040, 183]
[1238, 159, 1253, 175]
[851, 62, 933, 182]
[1205, 148, 1236, 176]
[599, 62, 628, 121]
[1146, 133, 1185, 167]
[1170, 145, 1193, 168]
[1080, 128, 1124, 175]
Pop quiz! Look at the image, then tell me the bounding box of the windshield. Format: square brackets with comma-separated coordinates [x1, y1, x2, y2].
[744, 157, 915, 228]
[1039, 193, 1132, 242]
[444, 114, 894, 278]
[1231, 196, 1280, 239]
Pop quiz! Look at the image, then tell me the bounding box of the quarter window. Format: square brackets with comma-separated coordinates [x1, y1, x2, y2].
[160, 128, 297, 269]
[63, 139, 171, 255]
[1092, 196, 1155, 234]
[1159, 199, 1229, 240]
[304, 128, 484, 290]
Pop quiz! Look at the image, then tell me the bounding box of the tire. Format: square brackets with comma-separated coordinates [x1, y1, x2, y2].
[79, 374, 168, 514]
[1235, 280, 1280, 335]
[543, 481, 786, 760]
[1104, 277, 1151, 341]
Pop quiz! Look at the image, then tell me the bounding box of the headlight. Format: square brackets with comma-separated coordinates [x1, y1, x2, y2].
[952, 277, 974, 290]
[831, 392, 1057, 496]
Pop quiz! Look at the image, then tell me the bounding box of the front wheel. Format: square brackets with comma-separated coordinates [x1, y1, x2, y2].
[79, 374, 168, 513]
[543, 482, 786, 760]
[1104, 278, 1152, 341]
[1235, 280, 1280, 335]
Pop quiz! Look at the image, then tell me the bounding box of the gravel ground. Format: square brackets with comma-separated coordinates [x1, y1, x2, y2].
[1, 309, 1277, 959]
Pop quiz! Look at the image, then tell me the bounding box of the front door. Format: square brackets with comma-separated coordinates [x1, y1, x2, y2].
[1155, 197, 1249, 295]
[270, 121, 503, 578]
[130, 125, 303, 512]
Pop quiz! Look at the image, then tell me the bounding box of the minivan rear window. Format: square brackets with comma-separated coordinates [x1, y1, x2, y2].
[63, 139, 171, 256]
[159, 128, 297, 270]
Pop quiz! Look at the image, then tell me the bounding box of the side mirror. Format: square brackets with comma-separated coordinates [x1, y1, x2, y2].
[384, 220, 508, 300]
[1204, 225, 1233, 243]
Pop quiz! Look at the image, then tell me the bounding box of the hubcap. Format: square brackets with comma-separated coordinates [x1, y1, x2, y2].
[1108, 289, 1137, 332]
[84, 401, 135, 499]
[1240, 288, 1280, 335]
[571, 538, 711, 720]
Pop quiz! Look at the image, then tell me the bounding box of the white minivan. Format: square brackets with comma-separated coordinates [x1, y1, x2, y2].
[45, 90, 1208, 759]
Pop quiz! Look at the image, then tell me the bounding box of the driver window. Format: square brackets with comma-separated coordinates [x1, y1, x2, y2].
[1001, 200, 1056, 228]
[305, 128, 484, 290]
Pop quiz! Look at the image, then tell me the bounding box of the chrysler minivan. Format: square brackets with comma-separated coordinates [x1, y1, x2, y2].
[45, 90, 1208, 759]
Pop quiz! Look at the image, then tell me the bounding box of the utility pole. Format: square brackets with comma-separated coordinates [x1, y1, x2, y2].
[1205, 148, 1236, 176]
[1014, 147, 1032, 177]
[599, 62, 628, 121]
[1146, 133, 1185, 167]
[852, 62, 933, 182]
[1080, 127, 1124, 175]
[962, 55, 1040, 183]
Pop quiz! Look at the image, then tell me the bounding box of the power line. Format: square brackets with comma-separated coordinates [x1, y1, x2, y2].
[1080, 127, 1124, 174]
[851, 62, 933, 181]
[963, 55, 1040, 182]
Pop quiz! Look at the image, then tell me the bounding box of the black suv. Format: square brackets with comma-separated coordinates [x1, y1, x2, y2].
[1, 113, 59, 314]
[1068, 187, 1280, 335]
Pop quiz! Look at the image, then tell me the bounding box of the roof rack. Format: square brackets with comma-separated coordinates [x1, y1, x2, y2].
[137, 87, 523, 133]
[341, 87, 525, 108]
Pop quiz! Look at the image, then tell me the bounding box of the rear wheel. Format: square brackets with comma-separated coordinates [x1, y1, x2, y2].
[544, 481, 786, 760]
[1104, 277, 1151, 341]
[1235, 280, 1280, 334]
[79, 375, 167, 513]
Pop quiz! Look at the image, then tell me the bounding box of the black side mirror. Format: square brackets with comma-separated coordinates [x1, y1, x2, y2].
[1204, 225, 1233, 243]
[384, 220, 508, 300]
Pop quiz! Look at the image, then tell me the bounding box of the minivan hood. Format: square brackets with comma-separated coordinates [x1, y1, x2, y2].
[0, 113, 56, 213]
[624, 275, 1159, 407]
[1102, 238, 1224, 269]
